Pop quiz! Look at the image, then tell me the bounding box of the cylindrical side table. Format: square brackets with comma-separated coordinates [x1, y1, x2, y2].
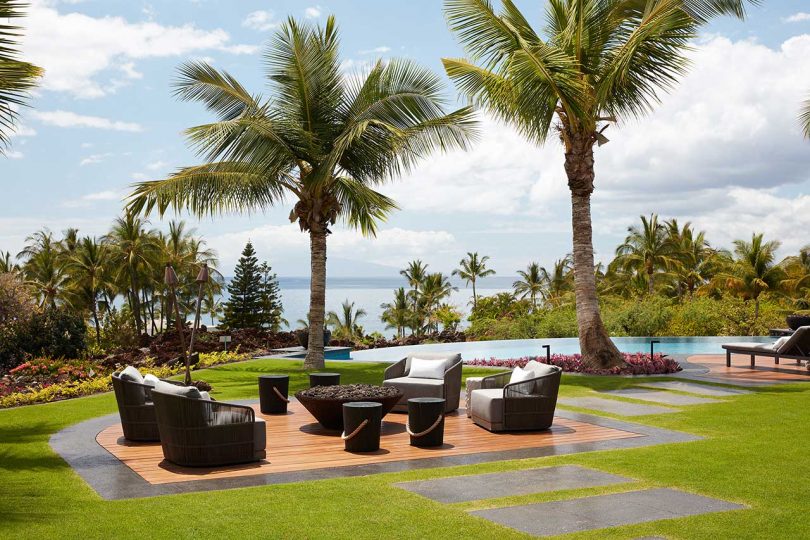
[407, 397, 445, 447]
[309, 372, 341, 387]
[341, 401, 382, 452]
[258, 375, 290, 414]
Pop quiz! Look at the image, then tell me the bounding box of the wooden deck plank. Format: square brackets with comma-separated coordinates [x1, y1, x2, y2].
[96, 402, 643, 485]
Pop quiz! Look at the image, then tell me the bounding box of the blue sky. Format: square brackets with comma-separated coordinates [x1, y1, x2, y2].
[3, 0, 810, 277]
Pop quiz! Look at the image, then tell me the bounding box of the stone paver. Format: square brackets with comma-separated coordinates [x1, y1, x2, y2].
[558, 397, 677, 416]
[471, 488, 744, 537]
[394, 465, 631, 504]
[638, 381, 751, 397]
[604, 389, 720, 405]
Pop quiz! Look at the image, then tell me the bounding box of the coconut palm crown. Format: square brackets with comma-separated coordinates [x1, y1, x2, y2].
[126, 16, 477, 369]
[443, 0, 754, 368]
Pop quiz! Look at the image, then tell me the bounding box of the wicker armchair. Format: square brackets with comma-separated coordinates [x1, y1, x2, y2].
[150, 390, 266, 467]
[111, 372, 183, 441]
[470, 366, 562, 432]
[382, 353, 462, 413]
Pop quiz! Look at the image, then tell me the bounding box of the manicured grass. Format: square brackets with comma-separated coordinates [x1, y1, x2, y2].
[1, 358, 808, 539]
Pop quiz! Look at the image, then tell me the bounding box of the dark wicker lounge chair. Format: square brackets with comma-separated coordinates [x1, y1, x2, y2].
[111, 370, 184, 441]
[382, 353, 462, 413]
[469, 365, 562, 432]
[722, 326, 810, 368]
[151, 389, 266, 467]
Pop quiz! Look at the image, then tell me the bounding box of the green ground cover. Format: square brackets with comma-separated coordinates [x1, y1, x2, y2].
[1, 358, 807, 539]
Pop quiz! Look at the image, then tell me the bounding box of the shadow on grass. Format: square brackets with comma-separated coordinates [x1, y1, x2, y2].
[0, 421, 60, 444]
[0, 447, 70, 472]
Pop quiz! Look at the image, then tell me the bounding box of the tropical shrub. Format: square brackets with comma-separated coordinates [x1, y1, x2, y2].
[97, 307, 139, 352]
[611, 296, 673, 337]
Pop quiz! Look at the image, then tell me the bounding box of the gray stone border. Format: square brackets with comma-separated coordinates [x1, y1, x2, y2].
[50, 408, 700, 500]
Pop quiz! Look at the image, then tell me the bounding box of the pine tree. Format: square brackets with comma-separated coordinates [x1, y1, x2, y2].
[221, 242, 263, 329]
[258, 261, 283, 331]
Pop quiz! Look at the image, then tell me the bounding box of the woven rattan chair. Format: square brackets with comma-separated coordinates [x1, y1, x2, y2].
[382, 353, 462, 413]
[111, 372, 184, 441]
[150, 390, 266, 467]
[470, 366, 562, 432]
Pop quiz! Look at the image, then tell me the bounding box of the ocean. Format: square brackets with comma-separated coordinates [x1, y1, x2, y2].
[221, 276, 515, 337]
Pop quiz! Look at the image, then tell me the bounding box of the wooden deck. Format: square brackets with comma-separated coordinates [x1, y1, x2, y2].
[688, 354, 810, 383]
[97, 402, 643, 485]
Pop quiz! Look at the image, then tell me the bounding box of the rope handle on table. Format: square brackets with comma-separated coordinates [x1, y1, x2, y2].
[341, 419, 369, 441]
[272, 387, 290, 403]
[406, 415, 443, 438]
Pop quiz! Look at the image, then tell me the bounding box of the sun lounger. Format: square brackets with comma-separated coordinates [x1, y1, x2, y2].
[722, 326, 810, 368]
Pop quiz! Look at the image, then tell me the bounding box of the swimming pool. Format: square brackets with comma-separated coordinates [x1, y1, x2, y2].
[349, 336, 774, 362]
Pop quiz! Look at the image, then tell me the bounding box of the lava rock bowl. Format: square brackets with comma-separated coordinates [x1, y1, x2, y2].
[786, 314, 810, 331]
[295, 384, 403, 430]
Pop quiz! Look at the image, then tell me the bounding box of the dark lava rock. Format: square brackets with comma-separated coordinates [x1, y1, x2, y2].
[297, 383, 400, 401]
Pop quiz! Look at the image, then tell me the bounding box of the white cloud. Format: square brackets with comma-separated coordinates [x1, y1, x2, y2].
[10, 124, 36, 138]
[5, 150, 24, 159]
[80, 152, 113, 166]
[61, 190, 122, 208]
[146, 160, 169, 171]
[242, 10, 279, 31]
[209, 223, 456, 271]
[359, 46, 391, 55]
[24, 2, 257, 98]
[304, 6, 322, 19]
[118, 62, 142, 80]
[785, 13, 810, 23]
[30, 110, 143, 132]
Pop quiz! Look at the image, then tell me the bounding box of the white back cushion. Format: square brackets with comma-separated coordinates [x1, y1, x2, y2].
[408, 358, 447, 380]
[509, 366, 535, 385]
[119, 365, 143, 384]
[153, 380, 203, 399]
[142, 374, 160, 387]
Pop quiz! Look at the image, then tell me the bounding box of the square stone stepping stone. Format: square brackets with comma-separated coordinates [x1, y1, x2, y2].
[638, 381, 750, 397]
[471, 488, 744, 537]
[604, 389, 720, 405]
[558, 397, 677, 416]
[394, 465, 631, 504]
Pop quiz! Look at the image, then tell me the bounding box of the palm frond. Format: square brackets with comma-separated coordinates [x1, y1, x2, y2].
[331, 176, 398, 236]
[127, 162, 289, 218]
[173, 61, 260, 121]
[0, 0, 43, 151]
[801, 95, 810, 140]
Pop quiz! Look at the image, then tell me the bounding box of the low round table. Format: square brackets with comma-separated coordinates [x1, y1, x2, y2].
[407, 397, 445, 448]
[309, 372, 341, 387]
[342, 401, 382, 452]
[258, 375, 290, 414]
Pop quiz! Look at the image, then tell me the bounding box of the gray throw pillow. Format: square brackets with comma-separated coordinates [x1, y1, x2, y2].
[153, 380, 203, 399]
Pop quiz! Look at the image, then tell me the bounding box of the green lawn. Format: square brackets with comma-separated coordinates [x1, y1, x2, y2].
[1, 358, 808, 539]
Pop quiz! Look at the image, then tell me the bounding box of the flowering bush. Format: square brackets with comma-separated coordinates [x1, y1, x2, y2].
[0, 350, 251, 408]
[465, 353, 681, 376]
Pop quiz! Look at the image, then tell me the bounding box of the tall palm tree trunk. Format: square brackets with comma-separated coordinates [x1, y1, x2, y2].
[565, 132, 624, 369]
[129, 271, 143, 334]
[472, 279, 477, 310]
[91, 296, 101, 347]
[648, 270, 655, 295]
[305, 226, 327, 370]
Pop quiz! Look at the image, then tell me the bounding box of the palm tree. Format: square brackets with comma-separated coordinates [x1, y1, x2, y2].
[513, 262, 544, 309]
[0, 0, 43, 150]
[400, 259, 429, 334]
[326, 299, 366, 341]
[127, 17, 476, 370]
[64, 237, 108, 346]
[17, 229, 67, 308]
[720, 233, 785, 326]
[443, 0, 752, 368]
[452, 251, 495, 309]
[420, 273, 457, 333]
[801, 95, 810, 139]
[105, 215, 161, 334]
[665, 220, 717, 298]
[780, 245, 810, 307]
[541, 255, 573, 307]
[0, 250, 17, 273]
[614, 215, 679, 295]
[380, 287, 410, 339]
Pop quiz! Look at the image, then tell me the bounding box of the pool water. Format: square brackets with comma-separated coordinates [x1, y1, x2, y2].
[349, 336, 774, 362]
